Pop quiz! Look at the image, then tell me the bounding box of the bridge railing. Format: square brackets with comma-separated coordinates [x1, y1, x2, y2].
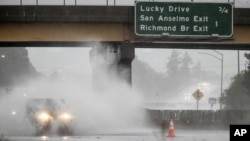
[1, 0, 113, 6]
[0, 0, 249, 8]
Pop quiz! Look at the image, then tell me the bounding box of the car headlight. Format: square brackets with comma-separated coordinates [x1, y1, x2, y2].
[58, 113, 72, 122]
[36, 112, 51, 122]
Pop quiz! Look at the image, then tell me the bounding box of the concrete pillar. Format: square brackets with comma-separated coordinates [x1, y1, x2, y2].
[118, 42, 135, 85]
[89, 42, 134, 92]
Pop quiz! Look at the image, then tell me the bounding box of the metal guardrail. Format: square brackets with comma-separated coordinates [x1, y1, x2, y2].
[0, 6, 134, 23]
[0, 6, 249, 25]
[0, 0, 250, 8]
[1, 0, 112, 6]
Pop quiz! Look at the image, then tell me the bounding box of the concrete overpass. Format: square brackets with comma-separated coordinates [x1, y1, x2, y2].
[0, 5, 250, 86]
[0, 6, 250, 49]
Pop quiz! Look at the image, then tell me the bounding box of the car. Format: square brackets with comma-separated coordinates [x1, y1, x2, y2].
[25, 98, 74, 136]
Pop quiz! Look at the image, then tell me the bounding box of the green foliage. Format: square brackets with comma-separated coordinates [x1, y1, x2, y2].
[179, 51, 193, 81]
[224, 53, 250, 109]
[180, 52, 193, 72]
[224, 74, 250, 109]
[166, 50, 181, 78]
[242, 53, 250, 96]
[0, 48, 38, 87]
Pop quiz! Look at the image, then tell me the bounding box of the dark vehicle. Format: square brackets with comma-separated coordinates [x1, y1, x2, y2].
[25, 98, 74, 136]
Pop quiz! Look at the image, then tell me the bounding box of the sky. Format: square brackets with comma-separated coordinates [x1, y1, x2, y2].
[27, 47, 250, 89]
[136, 49, 249, 74]
[27, 47, 250, 75]
[27, 47, 92, 75]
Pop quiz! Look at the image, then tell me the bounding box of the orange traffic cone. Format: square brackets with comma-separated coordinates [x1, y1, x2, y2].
[168, 118, 175, 137]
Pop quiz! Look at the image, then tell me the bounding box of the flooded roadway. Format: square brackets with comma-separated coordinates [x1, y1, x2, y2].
[1, 129, 229, 141]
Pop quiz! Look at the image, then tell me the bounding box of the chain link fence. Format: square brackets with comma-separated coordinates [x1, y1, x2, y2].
[147, 110, 250, 129]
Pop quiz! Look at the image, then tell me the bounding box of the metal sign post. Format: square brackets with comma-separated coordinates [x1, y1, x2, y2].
[209, 97, 217, 110]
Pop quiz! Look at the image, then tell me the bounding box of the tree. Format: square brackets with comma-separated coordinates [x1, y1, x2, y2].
[0, 48, 38, 88]
[165, 50, 182, 93]
[224, 74, 250, 109]
[179, 52, 193, 82]
[224, 53, 250, 109]
[166, 50, 181, 79]
[191, 61, 201, 81]
[242, 53, 250, 96]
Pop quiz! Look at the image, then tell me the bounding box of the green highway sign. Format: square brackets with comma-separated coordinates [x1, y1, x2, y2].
[135, 2, 233, 37]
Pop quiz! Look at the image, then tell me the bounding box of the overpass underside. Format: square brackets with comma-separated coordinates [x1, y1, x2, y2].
[0, 6, 250, 49]
[0, 23, 250, 43]
[1, 6, 250, 86]
[0, 23, 131, 42]
[0, 23, 250, 49]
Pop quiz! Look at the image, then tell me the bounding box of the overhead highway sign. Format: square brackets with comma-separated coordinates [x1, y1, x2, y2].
[135, 2, 233, 38]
